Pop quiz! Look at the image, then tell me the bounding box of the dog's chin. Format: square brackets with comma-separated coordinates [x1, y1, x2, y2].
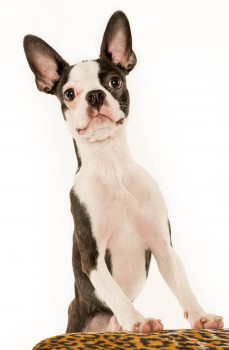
[86, 126, 116, 142]
[83, 121, 117, 142]
[76, 114, 125, 142]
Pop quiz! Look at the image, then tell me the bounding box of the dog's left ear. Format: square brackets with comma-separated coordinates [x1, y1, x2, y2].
[100, 11, 137, 74]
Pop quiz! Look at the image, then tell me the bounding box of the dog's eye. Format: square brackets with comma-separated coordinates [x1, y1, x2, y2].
[64, 88, 76, 101]
[108, 76, 123, 89]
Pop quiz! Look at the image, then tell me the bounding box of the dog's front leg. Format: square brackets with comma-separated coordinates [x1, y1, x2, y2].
[70, 189, 163, 332]
[89, 253, 165, 332]
[89, 253, 147, 331]
[151, 234, 224, 329]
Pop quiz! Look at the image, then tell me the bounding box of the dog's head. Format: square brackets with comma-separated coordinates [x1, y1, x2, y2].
[24, 11, 136, 143]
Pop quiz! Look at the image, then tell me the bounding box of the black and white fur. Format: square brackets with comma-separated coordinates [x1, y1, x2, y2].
[24, 11, 223, 333]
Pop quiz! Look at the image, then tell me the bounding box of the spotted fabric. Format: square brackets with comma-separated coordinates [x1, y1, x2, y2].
[33, 328, 229, 350]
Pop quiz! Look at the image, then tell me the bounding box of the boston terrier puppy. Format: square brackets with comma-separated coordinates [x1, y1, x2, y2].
[23, 11, 223, 333]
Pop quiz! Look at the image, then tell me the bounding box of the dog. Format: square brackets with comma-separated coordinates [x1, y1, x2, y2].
[23, 11, 224, 333]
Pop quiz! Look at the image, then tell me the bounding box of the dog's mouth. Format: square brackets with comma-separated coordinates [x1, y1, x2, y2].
[76, 114, 125, 135]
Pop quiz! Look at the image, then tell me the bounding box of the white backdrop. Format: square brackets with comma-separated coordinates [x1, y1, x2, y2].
[1, 0, 229, 349]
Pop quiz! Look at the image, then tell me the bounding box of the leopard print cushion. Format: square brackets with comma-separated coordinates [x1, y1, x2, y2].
[33, 329, 229, 350]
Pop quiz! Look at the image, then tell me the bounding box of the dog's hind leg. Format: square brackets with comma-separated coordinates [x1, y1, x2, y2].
[66, 296, 89, 333]
[67, 294, 121, 332]
[84, 313, 122, 332]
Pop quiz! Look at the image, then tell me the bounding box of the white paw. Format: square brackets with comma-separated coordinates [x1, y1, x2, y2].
[121, 310, 164, 333]
[132, 318, 164, 333]
[185, 311, 224, 329]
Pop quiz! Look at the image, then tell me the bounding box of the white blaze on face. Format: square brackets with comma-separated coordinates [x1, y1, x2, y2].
[62, 61, 126, 142]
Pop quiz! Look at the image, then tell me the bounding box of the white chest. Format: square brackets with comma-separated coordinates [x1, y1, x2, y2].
[74, 150, 167, 240]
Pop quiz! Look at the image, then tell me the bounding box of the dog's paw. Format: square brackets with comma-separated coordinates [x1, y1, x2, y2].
[193, 314, 224, 329]
[132, 318, 164, 333]
[185, 311, 224, 329]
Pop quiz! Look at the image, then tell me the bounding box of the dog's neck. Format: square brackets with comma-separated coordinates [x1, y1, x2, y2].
[75, 127, 133, 179]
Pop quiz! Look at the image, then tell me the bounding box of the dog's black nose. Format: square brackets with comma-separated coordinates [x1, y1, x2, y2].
[85, 90, 106, 110]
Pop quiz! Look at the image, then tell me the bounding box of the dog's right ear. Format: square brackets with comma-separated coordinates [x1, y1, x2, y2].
[23, 35, 69, 94]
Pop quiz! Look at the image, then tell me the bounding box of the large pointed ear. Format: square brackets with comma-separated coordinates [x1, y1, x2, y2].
[23, 35, 69, 94]
[100, 11, 137, 74]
